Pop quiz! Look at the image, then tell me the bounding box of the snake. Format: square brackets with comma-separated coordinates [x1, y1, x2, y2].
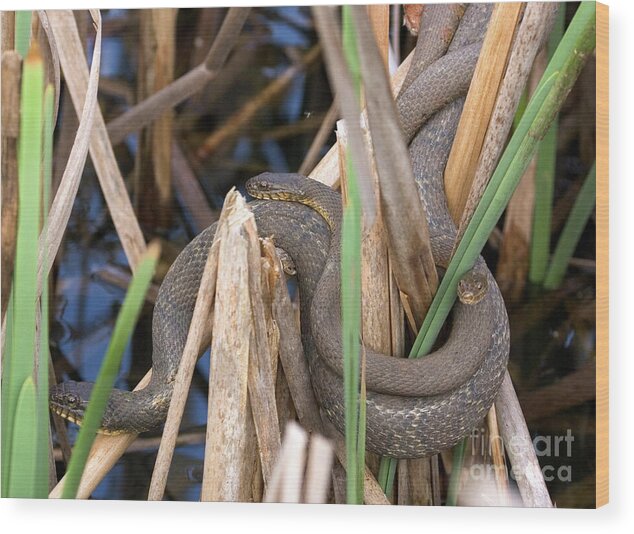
[50, 3, 510, 458]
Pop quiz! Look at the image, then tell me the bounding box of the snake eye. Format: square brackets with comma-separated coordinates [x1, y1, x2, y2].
[66, 394, 80, 408]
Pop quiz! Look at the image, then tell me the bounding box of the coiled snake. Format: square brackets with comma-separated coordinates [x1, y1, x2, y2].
[50, 4, 510, 458]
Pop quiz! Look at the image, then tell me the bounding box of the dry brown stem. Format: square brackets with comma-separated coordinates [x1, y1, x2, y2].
[1, 51, 21, 322]
[46, 9, 147, 270]
[444, 2, 523, 224]
[351, 4, 438, 326]
[312, 5, 376, 227]
[495, 372, 553, 507]
[487, 404, 510, 503]
[107, 7, 250, 146]
[199, 191, 282, 501]
[134, 8, 177, 228]
[263, 421, 333, 504]
[171, 141, 216, 233]
[36, 10, 103, 308]
[308, 51, 413, 189]
[195, 44, 321, 161]
[147, 218, 219, 501]
[452, 2, 558, 242]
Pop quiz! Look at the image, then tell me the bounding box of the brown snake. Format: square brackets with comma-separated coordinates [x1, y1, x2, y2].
[50, 4, 510, 458]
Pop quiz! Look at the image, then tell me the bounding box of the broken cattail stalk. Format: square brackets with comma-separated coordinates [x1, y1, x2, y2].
[264, 421, 334, 504]
[200, 191, 283, 501]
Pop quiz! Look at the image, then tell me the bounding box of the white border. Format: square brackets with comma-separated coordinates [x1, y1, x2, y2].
[2, 1, 633, 532]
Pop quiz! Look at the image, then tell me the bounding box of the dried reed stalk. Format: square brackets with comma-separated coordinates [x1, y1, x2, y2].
[147, 215, 219, 501]
[37, 10, 102, 293]
[264, 421, 333, 503]
[1, 12, 15, 53]
[405, 456, 434, 505]
[495, 49, 548, 300]
[107, 7, 250, 146]
[495, 372, 553, 507]
[313, 6, 376, 228]
[357, 4, 405, 374]
[46, 9, 146, 270]
[171, 141, 216, 233]
[246, 238, 282, 487]
[135, 8, 177, 228]
[53, 430, 205, 461]
[486, 404, 510, 502]
[444, 2, 523, 224]
[195, 44, 321, 161]
[452, 2, 559, 244]
[340, 6, 409, 491]
[308, 50, 413, 189]
[495, 153, 536, 301]
[357, 1, 440, 326]
[1, 50, 21, 322]
[200, 191, 280, 501]
[263, 421, 308, 503]
[303, 432, 335, 503]
[36, 11, 61, 125]
[367, 4, 390, 66]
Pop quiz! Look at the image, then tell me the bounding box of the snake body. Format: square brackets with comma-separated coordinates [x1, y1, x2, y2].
[50, 3, 510, 458]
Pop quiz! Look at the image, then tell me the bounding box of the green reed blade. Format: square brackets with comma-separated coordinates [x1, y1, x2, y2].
[34, 84, 56, 495]
[446, 438, 467, 506]
[529, 4, 566, 284]
[1, 42, 44, 497]
[62, 244, 159, 499]
[14, 11, 32, 58]
[7, 378, 39, 497]
[543, 162, 596, 290]
[340, 5, 365, 504]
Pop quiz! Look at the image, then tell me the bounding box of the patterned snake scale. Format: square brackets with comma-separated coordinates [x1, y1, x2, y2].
[50, 3, 509, 458]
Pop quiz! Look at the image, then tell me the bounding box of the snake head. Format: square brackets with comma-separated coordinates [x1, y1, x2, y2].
[245, 173, 338, 231]
[49, 381, 94, 427]
[245, 173, 309, 202]
[457, 271, 488, 305]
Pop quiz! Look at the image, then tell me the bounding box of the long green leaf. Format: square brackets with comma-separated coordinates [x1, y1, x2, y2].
[1, 42, 44, 497]
[543, 162, 596, 289]
[8, 378, 39, 498]
[61, 243, 159, 499]
[341, 5, 365, 505]
[446, 438, 467, 506]
[14, 11, 32, 58]
[529, 4, 566, 284]
[34, 84, 56, 495]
